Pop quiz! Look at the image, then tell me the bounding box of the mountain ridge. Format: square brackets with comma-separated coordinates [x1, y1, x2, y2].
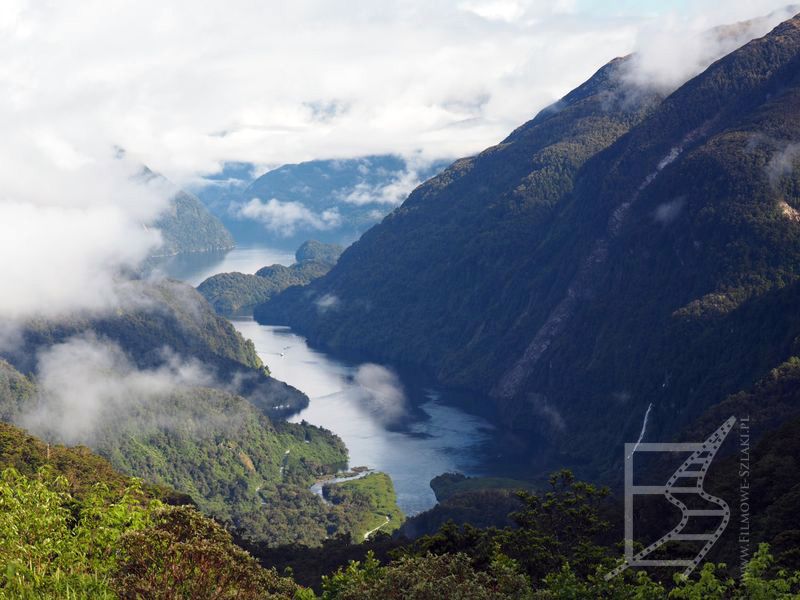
[256, 13, 800, 479]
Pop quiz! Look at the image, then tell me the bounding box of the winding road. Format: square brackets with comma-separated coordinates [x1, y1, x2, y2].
[363, 516, 391, 541]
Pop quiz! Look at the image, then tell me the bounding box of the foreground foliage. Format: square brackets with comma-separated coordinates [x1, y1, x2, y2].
[0, 467, 301, 599]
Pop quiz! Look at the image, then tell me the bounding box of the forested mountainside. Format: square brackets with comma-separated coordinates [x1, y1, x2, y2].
[258, 15, 800, 480]
[0, 343, 400, 546]
[1, 279, 306, 417]
[199, 240, 343, 315]
[152, 189, 235, 256]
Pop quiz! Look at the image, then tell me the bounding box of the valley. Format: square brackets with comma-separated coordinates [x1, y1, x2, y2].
[2, 4, 800, 597]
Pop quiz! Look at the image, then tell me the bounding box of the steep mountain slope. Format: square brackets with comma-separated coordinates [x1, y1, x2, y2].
[200, 240, 343, 315]
[259, 16, 800, 478]
[1, 279, 307, 417]
[152, 189, 235, 256]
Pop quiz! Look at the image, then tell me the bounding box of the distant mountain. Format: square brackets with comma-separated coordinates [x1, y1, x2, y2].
[199, 240, 343, 315]
[194, 155, 449, 249]
[257, 15, 800, 480]
[133, 165, 234, 257]
[152, 189, 235, 256]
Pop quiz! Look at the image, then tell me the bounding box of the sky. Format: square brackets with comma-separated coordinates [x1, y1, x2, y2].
[0, 0, 797, 321]
[0, 0, 795, 185]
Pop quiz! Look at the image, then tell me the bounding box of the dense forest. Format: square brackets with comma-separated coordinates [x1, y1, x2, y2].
[2, 426, 799, 598]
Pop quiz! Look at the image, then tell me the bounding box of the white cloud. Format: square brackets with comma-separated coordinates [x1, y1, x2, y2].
[0, 141, 171, 319]
[315, 294, 341, 314]
[237, 197, 342, 236]
[654, 198, 686, 225]
[0, 0, 794, 324]
[339, 167, 424, 206]
[623, 4, 799, 92]
[0, 0, 648, 188]
[20, 334, 215, 445]
[353, 363, 409, 426]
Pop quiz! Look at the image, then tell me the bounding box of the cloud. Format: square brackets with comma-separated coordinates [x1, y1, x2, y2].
[339, 167, 424, 206]
[767, 143, 800, 188]
[19, 333, 216, 445]
[529, 394, 565, 431]
[237, 197, 342, 236]
[622, 4, 799, 92]
[0, 0, 680, 188]
[653, 198, 686, 225]
[0, 0, 793, 326]
[315, 294, 341, 314]
[353, 363, 409, 426]
[0, 145, 172, 320]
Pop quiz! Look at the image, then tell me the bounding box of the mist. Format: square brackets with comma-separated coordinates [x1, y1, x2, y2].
[19, 333, 217, 445]
[353, 364, 410, 427]
[623, 4, 799, 93]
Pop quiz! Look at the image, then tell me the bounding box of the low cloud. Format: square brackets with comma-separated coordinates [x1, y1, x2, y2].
[0, 148, 172, 320]
[530, 394, 565, 432]
[20, 334, 216, 445]
[237, 197, 342, 236]
[353, 363, 409, 426]
[339, 167, 424, 206]
[623, 5, 799, 93]
[767, 143, 800, 189]
[653, 198, 687, 225]
[315, 294, 341, 314]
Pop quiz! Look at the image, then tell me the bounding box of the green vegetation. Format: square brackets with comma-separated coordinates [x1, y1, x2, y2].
[317, 471, 800, 598]
[430, 472, 535, 502]
[0, 356, 404, 548]
[323, 473, 404, 540]
[257, 15, 800, 481]
[0, 421, 190, 505]
[3, 279, 311, 416]
[199, 240, 343, 315]
[0, 467, 301, 599]
[294, 240, 345, 266]
[1, 434, 798, 599]
[152, 189, 235, 256]
[92, 387, 349, 545]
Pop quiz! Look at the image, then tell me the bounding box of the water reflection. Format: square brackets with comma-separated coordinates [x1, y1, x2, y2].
[232, 319, 493, 515]
[149, 246, 295, 286]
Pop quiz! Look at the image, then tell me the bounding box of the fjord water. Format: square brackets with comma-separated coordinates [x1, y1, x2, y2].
[150, 245, 295, 286]
[232, 318, 494, 515]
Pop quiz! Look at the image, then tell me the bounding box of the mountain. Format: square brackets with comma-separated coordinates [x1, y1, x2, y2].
[1, 279, 306, 417]
[197, 155, 449, 249]
[257, 15, 800, 480]
[0, 330, 400, 546]
[135, 165, 234, 257]
[152, 189, 235, 256]
[199, 240, 343, 315]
